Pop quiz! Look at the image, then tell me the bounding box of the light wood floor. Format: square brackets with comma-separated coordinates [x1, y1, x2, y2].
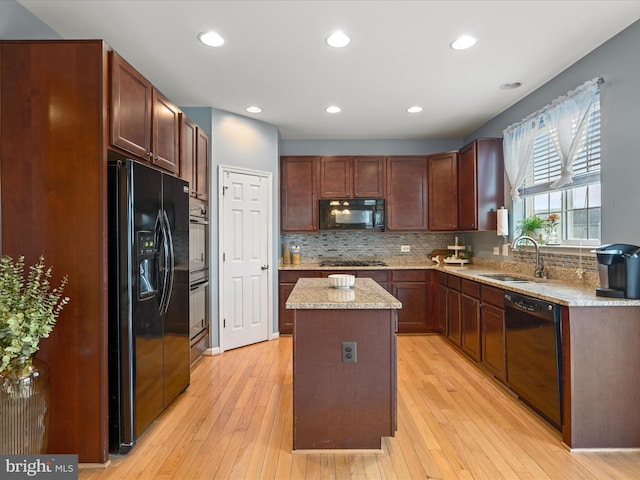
[80, 335, 640, 479]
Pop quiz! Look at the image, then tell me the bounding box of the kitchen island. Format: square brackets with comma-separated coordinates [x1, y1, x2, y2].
[286, 277, 401, 450]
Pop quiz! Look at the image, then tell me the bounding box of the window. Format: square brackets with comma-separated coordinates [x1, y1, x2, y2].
[520, 91, 601, 245]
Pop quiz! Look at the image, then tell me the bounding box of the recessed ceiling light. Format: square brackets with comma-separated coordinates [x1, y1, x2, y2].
[198, 31, 224, 47]
[450, 35, 477, 50]
[406, 106, 423, 113]
[326, 31, 351, 48]
[246, 106, 262, 114]
[325, 105, 342, 114]
[499, 82, 523, 90]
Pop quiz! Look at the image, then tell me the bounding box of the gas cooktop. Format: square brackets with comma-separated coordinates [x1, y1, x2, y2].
[320, 260, 388, 267]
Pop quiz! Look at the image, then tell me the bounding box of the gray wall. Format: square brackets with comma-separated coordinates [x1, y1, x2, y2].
[182, 107, 281, 346]
[281, 138, 461, 156]
[465, 19, 640, 257]
[0, 1, 60, 38]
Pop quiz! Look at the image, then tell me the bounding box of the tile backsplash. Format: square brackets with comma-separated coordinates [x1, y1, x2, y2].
[280, 231, 599, 287]
[281, 231, 458, 262]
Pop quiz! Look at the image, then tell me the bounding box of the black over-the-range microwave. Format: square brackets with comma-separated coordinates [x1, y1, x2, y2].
[319, 199, 385, 230]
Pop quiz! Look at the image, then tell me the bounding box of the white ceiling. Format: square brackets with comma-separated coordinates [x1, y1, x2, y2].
[18, 0, 640, 140]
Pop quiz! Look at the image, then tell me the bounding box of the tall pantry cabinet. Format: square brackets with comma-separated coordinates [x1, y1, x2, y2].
[0, 40, 110, 464]
[0, 40, 193, 464]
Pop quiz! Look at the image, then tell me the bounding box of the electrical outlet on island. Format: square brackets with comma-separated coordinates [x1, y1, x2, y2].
[401, 245, 410, 253]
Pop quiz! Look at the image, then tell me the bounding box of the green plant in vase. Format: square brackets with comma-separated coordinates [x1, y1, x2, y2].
[0, 256, 69, 375]
[517, 215, 545, 238]
[0, 255, 69, 454]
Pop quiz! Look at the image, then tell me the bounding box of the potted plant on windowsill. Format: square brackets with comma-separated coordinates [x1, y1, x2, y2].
[0, 255, 69, 454]
[517, 215, 546, 239]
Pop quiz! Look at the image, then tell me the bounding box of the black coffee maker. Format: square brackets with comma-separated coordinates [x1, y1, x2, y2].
[592, 243, 640, 298]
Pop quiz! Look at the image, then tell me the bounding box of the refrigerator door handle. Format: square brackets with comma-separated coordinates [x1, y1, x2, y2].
[157, 209, 171, 314]
[161, 209, 176, 315]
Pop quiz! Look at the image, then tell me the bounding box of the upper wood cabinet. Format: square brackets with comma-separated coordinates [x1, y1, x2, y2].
[180, 114, 209, 201]
[458, 138, 504, 231]
[385, 156, 428, 231]
[427, 151, 459, 230]
[110, 52, 180, 174]
[319, 156, 385, 198]
[281, 156, 319, 232]
[427, 139, 504, 232]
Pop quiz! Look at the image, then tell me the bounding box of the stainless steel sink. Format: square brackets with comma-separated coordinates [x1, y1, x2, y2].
[478, 273, 531, 282]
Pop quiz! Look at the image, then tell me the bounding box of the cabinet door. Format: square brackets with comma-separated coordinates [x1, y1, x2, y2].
[459, 138, 504, 231]
[281, 156, 318, 232]
[460, 293, 481, 361]
[392, 282, 429, 333]
[180, 115, 197, 191]
[353, 156, 385, 198]
[481, 304, 506, 381]
[446, 288, 461, 346]
[278, 271, 321, 334]
[152, 89, 180, 174]
[386, 156, 428, 231]
[437, 284, 448, 335]
[278, 282, 296, 334]
[458, 142, 478, 230]
[110, 52, 152, 160]
[428, 151, 458, 231]
[357, 270, 390, 292]
[195, 129, 209, 201]
[319, 156, 351, 198]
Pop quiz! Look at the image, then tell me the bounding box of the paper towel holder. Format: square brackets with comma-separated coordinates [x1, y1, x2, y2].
[497, 206, 509, 237]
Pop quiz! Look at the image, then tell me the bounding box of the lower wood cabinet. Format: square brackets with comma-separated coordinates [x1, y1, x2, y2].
[436, 272, 448, 334]
[278, 270, 321, 334]
[391, 270, 437, 333]
[278, 268, 436, 334]
[480, 285, 506, 381]
[460, 279, 481, 362]
[437, 272, 506, 381]
[446, 276, 461, 346]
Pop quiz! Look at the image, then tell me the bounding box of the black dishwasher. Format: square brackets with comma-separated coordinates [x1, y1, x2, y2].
[504, 291, 562, 429]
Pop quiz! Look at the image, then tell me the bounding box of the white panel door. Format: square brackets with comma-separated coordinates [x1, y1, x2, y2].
[222, 170, 270, 350]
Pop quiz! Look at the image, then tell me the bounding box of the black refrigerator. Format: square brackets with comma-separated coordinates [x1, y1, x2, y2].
[108, 159, 190, 454]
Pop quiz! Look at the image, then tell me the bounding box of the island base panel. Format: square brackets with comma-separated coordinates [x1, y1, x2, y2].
[293, 309, 396, 450]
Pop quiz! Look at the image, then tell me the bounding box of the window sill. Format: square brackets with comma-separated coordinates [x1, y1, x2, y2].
[518, 244, 597, 256]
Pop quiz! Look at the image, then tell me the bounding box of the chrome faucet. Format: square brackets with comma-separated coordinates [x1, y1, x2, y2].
[511, 235, 545, 278]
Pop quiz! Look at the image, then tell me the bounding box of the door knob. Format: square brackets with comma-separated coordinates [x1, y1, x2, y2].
[261, 265, 269, 270]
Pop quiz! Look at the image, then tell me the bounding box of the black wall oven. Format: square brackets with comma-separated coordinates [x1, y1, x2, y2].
[189, 202, 209, 343]
[189, 203, 208, 283]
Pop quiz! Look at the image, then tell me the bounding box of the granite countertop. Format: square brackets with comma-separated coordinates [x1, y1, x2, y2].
[435, 265, 640, 307]
[280, 262, 431, 271]
[286, 278, 402, 310]
[279, 261, 640, 308]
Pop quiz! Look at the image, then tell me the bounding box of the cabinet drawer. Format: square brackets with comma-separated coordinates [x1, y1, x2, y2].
[481, 284, 504, 307]
[279, 270, 321, 283]
[357, 270, 389, 283]
[447, 275, 461, 290]
[461, 279, 480, 298]
[436, 271, 448, 285]
[391, 270, 426, 282]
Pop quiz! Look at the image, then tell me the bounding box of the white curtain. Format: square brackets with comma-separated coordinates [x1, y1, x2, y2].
[541, 79, 600, 189]
[502, 77, 602, 200]
[502, 117, 538, 202]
